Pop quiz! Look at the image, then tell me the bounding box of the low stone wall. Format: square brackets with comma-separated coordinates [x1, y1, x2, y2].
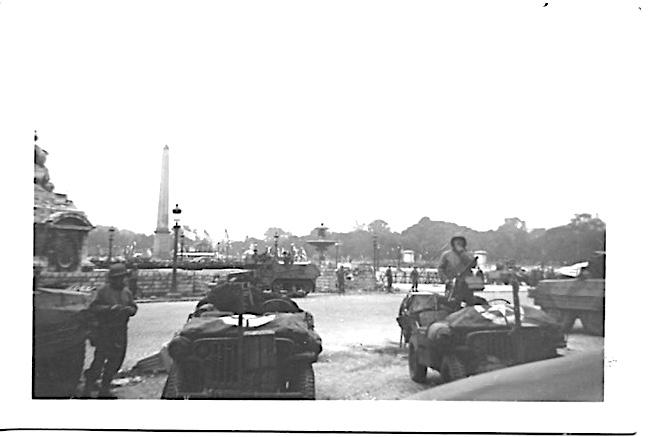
[316, 267, 379, 293]
[38, 269, 220, 298]
[316, 269, 337, 292]
[40, 267, 381, 297]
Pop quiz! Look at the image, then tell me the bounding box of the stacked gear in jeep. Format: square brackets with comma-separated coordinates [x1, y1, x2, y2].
[173, 310, 322, 356]
[443, 303, 561, 331]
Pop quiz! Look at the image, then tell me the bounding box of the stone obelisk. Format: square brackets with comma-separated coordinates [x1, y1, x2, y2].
[152, 145, 172, 259]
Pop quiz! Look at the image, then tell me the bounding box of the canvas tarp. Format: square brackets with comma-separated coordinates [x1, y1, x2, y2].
[444, 303, 561, 330]
[178, 311, 322, 355]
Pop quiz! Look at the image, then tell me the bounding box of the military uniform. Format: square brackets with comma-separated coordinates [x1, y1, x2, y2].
[410, 268, 419, 291]
[84, 265, 137, 396]
[438, 249, 476, 283]
[336, 268, 346, 293]
[438, 236, 478, 304]
[386, 268, 393, 292]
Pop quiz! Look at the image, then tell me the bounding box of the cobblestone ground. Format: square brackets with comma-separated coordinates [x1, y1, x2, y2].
[108, 284, 603, 399]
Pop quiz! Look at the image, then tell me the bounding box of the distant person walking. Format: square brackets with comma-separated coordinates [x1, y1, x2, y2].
[336, 266, 346, 293]
[83, 264, 138, 398]
[127, 264, 138, 299]
[386, 266, 394, 293]
[410, 266, 420, 291]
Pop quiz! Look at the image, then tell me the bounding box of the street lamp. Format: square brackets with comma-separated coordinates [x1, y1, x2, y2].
[180, 232, 185, 259]
[372, 234, 378, 273]
[273, 232, 279, 259]
[171, 204, 182, 294]
[107, 227, 116, 263]
[335, 243, 340, 268]
[397, 245, 402, 270]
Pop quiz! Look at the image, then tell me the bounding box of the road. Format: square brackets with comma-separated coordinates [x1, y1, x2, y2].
[108, 284, 603, 399]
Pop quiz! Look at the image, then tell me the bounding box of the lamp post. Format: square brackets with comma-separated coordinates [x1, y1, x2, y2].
[396, 245, 402, 270]
[335, 243, 340, 268]
[171, 204, 182, 294]
[180, 233, 185, 259]
[372, 234, 378, 273]
[273, 232, 279, 259]
[107, 227, 116, 263]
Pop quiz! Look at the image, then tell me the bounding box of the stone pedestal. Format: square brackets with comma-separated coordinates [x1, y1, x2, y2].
[153, 230, 172, 260]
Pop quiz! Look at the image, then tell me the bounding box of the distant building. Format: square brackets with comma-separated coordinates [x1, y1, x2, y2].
[402, 250, 415, 264]
[474, 250, 488, 270]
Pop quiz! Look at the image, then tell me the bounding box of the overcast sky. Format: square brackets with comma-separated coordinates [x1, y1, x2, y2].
[4, 0, 646, 240]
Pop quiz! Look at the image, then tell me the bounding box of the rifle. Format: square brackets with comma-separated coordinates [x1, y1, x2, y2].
[445, 256, 479, 302]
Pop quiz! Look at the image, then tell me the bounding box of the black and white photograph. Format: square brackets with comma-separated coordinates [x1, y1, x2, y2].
[1, 0, 647, 434]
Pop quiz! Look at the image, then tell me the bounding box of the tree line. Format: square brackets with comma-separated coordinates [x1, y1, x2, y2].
[87, 213, 605, 266]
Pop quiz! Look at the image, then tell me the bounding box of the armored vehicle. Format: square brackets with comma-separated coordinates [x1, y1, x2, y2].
[397, 276, 565, 384]
[529, 253, 605, 336]
[162, 272, 322, 399]
[252, 260, 320, 297]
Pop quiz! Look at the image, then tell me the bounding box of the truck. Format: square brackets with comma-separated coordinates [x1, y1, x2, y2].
[528, 253, 605, 336]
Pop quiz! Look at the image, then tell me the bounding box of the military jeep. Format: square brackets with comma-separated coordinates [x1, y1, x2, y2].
[398, 279, 565, 384]
[162, 275, 321, 399]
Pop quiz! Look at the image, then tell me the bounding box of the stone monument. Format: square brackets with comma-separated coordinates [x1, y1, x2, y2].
[306, 223, 336, 265]
[33, 131, 94, 272]
[153, 145, 172, 259]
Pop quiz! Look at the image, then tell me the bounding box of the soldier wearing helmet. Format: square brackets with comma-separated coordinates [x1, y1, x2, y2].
[83, 263, 138, 398]
[438, 236, 477, 301]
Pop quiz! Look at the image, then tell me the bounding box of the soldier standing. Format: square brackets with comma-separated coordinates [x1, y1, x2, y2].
[410, 266, 419, 291]
[127, 264, 139, 299]
[83, 264, 138, 398]
[438, 235, 478, 303]
[336, 266, 346, 293]
[385, 266, 394, 293]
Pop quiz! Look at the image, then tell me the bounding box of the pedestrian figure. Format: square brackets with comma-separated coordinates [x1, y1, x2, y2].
[410, 266, 419, 291]
[475, 266, 485, 283]
[83, 264, 138, 398]
[127, 264, 138, 299]
[336, 265, 346, 293]
[386, 266, 394, 292]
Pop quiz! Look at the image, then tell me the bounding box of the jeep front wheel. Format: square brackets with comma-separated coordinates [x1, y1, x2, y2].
[546, 309, 577, 333]
[580, 311, 604, 337]
[440, 354, 466, 383]
[408, 343, 427, 383]
[289, 364, 315, 400]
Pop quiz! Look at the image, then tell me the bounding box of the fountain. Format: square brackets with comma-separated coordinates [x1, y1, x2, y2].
[306, 223, 337, 264]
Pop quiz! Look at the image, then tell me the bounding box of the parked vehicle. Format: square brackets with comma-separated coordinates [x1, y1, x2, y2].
[529, 253, 605, 336]
[162, 273, 322, 399]
[397, 276, 565, 384]
[33, 285, 92, 398]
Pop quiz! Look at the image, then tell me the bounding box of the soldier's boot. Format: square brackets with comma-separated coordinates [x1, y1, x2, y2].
[81, 370, 100, 398]
[82, 381, 101, 398]
[98, 375, 118, 399]
[97, 384, 117, 399]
